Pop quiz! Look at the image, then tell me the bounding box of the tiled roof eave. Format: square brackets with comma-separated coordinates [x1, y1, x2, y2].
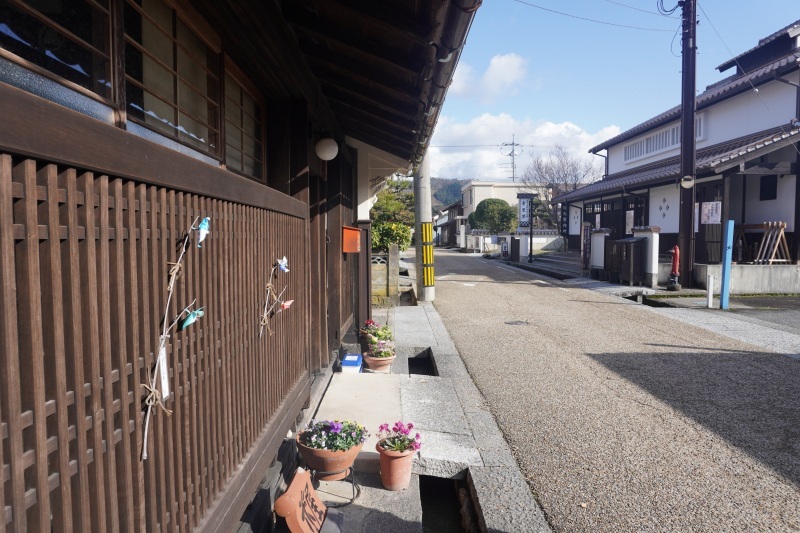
[589, 51, 800, 154]
[557, 126, 800, 204]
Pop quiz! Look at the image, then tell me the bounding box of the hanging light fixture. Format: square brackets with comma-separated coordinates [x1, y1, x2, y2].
[315, 136, 338, 161]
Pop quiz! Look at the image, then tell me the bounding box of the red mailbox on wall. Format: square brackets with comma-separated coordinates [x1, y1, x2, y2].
[342, 226, 361, 253]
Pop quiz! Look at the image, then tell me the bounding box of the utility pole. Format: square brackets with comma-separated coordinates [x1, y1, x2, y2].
[677, 0, 697, 289]
[501, 134, 523, 181]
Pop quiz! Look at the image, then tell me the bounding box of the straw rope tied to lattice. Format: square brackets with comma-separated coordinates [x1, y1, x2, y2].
[141, 216, 209, 461]
[259, 256, 294, 338]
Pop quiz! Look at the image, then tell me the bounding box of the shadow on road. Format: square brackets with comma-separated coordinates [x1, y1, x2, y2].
[588, 348, 800, 486]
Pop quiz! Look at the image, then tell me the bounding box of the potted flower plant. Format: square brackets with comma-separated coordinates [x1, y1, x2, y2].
[296, 419, 368, 481]
[375, 421, 421, 491]
[359, 318, 381, 338]
[363, 333, 396, 372]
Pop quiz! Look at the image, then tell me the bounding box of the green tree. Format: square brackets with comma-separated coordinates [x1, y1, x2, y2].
[371, 222, 412, 252]
[370, 176, 414, 252]
[472, 198, 517, 234]
[371, 177, 414, 226]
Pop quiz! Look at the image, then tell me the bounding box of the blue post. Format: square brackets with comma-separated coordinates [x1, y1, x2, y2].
[720, 219, 734, 310]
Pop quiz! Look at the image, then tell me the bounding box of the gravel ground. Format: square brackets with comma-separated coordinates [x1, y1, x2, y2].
[430, 249, 800, 532]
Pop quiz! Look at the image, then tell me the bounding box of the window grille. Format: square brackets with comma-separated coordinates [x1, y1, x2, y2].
[124, 0, 220, 156]
[0, 0, 112, 99]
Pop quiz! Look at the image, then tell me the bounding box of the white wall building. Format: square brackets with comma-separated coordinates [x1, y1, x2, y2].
[554, 19, 800, 283]
[460, 180, 550, 219]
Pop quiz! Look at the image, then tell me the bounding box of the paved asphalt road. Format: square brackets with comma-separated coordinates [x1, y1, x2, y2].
[429, 249, 800, 532]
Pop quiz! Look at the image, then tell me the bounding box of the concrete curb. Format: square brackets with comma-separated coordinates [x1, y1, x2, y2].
[407, 302, 552, 532]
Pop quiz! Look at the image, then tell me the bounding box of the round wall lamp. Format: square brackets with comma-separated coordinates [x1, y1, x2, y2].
[315, 137, 338, 161]
[680, 175, 695, 189]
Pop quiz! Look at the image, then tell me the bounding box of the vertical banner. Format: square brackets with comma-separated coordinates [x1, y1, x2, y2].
[421, 221, 435, 287]
[560, 203, 569, 236]
[517, 193, 534, 228]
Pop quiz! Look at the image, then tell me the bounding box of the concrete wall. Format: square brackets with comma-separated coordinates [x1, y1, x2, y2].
[371, 245, 400, 302]
[694, 263, 800, 294]
[657, 262, 800, 293]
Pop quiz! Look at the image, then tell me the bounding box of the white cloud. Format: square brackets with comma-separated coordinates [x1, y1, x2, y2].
[480, 54, 526, 101]
[429, 114, 620, 180]
[449, 53, 527, 102]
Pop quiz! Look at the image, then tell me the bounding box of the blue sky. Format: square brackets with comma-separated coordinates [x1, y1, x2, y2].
[429, 1, 799, 180]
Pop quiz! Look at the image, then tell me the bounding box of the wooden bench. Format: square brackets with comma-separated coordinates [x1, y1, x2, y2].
[274, 467, 344, 533]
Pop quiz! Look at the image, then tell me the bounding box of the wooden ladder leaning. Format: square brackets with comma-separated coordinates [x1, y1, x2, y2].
[734, 222, 791, 264]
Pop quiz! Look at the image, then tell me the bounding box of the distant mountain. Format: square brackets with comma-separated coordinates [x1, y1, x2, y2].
[431, 177, 463, 212]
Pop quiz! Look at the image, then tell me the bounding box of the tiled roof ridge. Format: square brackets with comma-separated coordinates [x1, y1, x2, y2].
[556, 124, 800, 203]
[717, 18, 800, 72]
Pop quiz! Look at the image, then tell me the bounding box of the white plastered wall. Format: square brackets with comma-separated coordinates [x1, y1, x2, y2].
[347, 137, 411, 220]
[649, 184, 680, 233]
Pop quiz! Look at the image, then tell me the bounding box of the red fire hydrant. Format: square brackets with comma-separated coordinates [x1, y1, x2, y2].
[667, 245, 681, 290]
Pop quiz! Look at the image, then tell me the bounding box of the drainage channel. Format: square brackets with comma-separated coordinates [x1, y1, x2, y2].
[419, 476, 473, 532]
[408, 348, 437, 376]
[408, 352, 475, 532]
[623, 294, 676, 307]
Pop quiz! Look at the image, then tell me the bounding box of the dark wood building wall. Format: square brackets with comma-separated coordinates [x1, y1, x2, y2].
[325, 155, 357, 358]
[0, 85, 312, 532]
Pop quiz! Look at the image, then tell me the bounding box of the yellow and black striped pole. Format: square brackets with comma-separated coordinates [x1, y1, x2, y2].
[421, 221, 435, 287]
[414, 154, 435, 300]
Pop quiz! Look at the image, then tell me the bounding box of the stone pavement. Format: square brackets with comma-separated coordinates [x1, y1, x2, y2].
[300, 300, 551, 532]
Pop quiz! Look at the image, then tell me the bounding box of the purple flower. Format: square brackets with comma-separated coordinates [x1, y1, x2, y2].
[329, 421, 343, 434]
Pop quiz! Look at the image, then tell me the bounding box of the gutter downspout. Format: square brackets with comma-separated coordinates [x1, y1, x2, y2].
[591, 151, 608, 180]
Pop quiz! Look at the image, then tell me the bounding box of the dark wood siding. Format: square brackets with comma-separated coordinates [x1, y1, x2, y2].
[0, 96, 311, 531]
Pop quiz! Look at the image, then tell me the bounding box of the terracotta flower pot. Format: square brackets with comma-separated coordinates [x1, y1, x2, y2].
[376, 441, 415, 491]
[296, 434, 363, 481]
[363, 353, 396, 372]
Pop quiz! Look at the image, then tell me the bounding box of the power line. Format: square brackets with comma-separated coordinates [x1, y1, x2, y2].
[512, 0, 675, 32]
[603, 0, 678, 18]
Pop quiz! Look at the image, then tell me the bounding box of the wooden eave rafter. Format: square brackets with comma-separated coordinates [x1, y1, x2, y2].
[328, 100, 418, 137]
[318, 79, 421, 123]
[304, 55, 421, 106]
[286, 13, 426, 76]
[292, 0, 434, 47]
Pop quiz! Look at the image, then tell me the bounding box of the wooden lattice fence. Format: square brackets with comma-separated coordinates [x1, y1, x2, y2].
[0, 152, 310, 532]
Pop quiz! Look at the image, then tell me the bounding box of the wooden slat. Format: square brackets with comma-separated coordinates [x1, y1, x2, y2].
[0, 154, 25, 531]
[78, 172, 108, 531]
[202, 196, 221, 499]
[13, 159, 51, 532]
[137, 185, 159, 533]
[186, 194, 202, 524]
[156, 187, 178, 531]
[109, 179, 135, 532]
[41, 164, 74, 533]
[168, 191, 187, 530]
[62, 168, 92, 532]
[96, 176, 122, 531]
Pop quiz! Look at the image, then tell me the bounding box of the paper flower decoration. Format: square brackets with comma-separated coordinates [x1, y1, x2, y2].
[277, 256, 289, 272]
[178, 307, 205, 331]
[196, 217, 210, 247]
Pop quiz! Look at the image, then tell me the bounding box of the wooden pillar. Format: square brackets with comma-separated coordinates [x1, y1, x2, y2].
[794, 141, 800, 262]
[287, 102, 316, 374]
[357, 219, 372, 325]
[326, 158, 343, 358]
